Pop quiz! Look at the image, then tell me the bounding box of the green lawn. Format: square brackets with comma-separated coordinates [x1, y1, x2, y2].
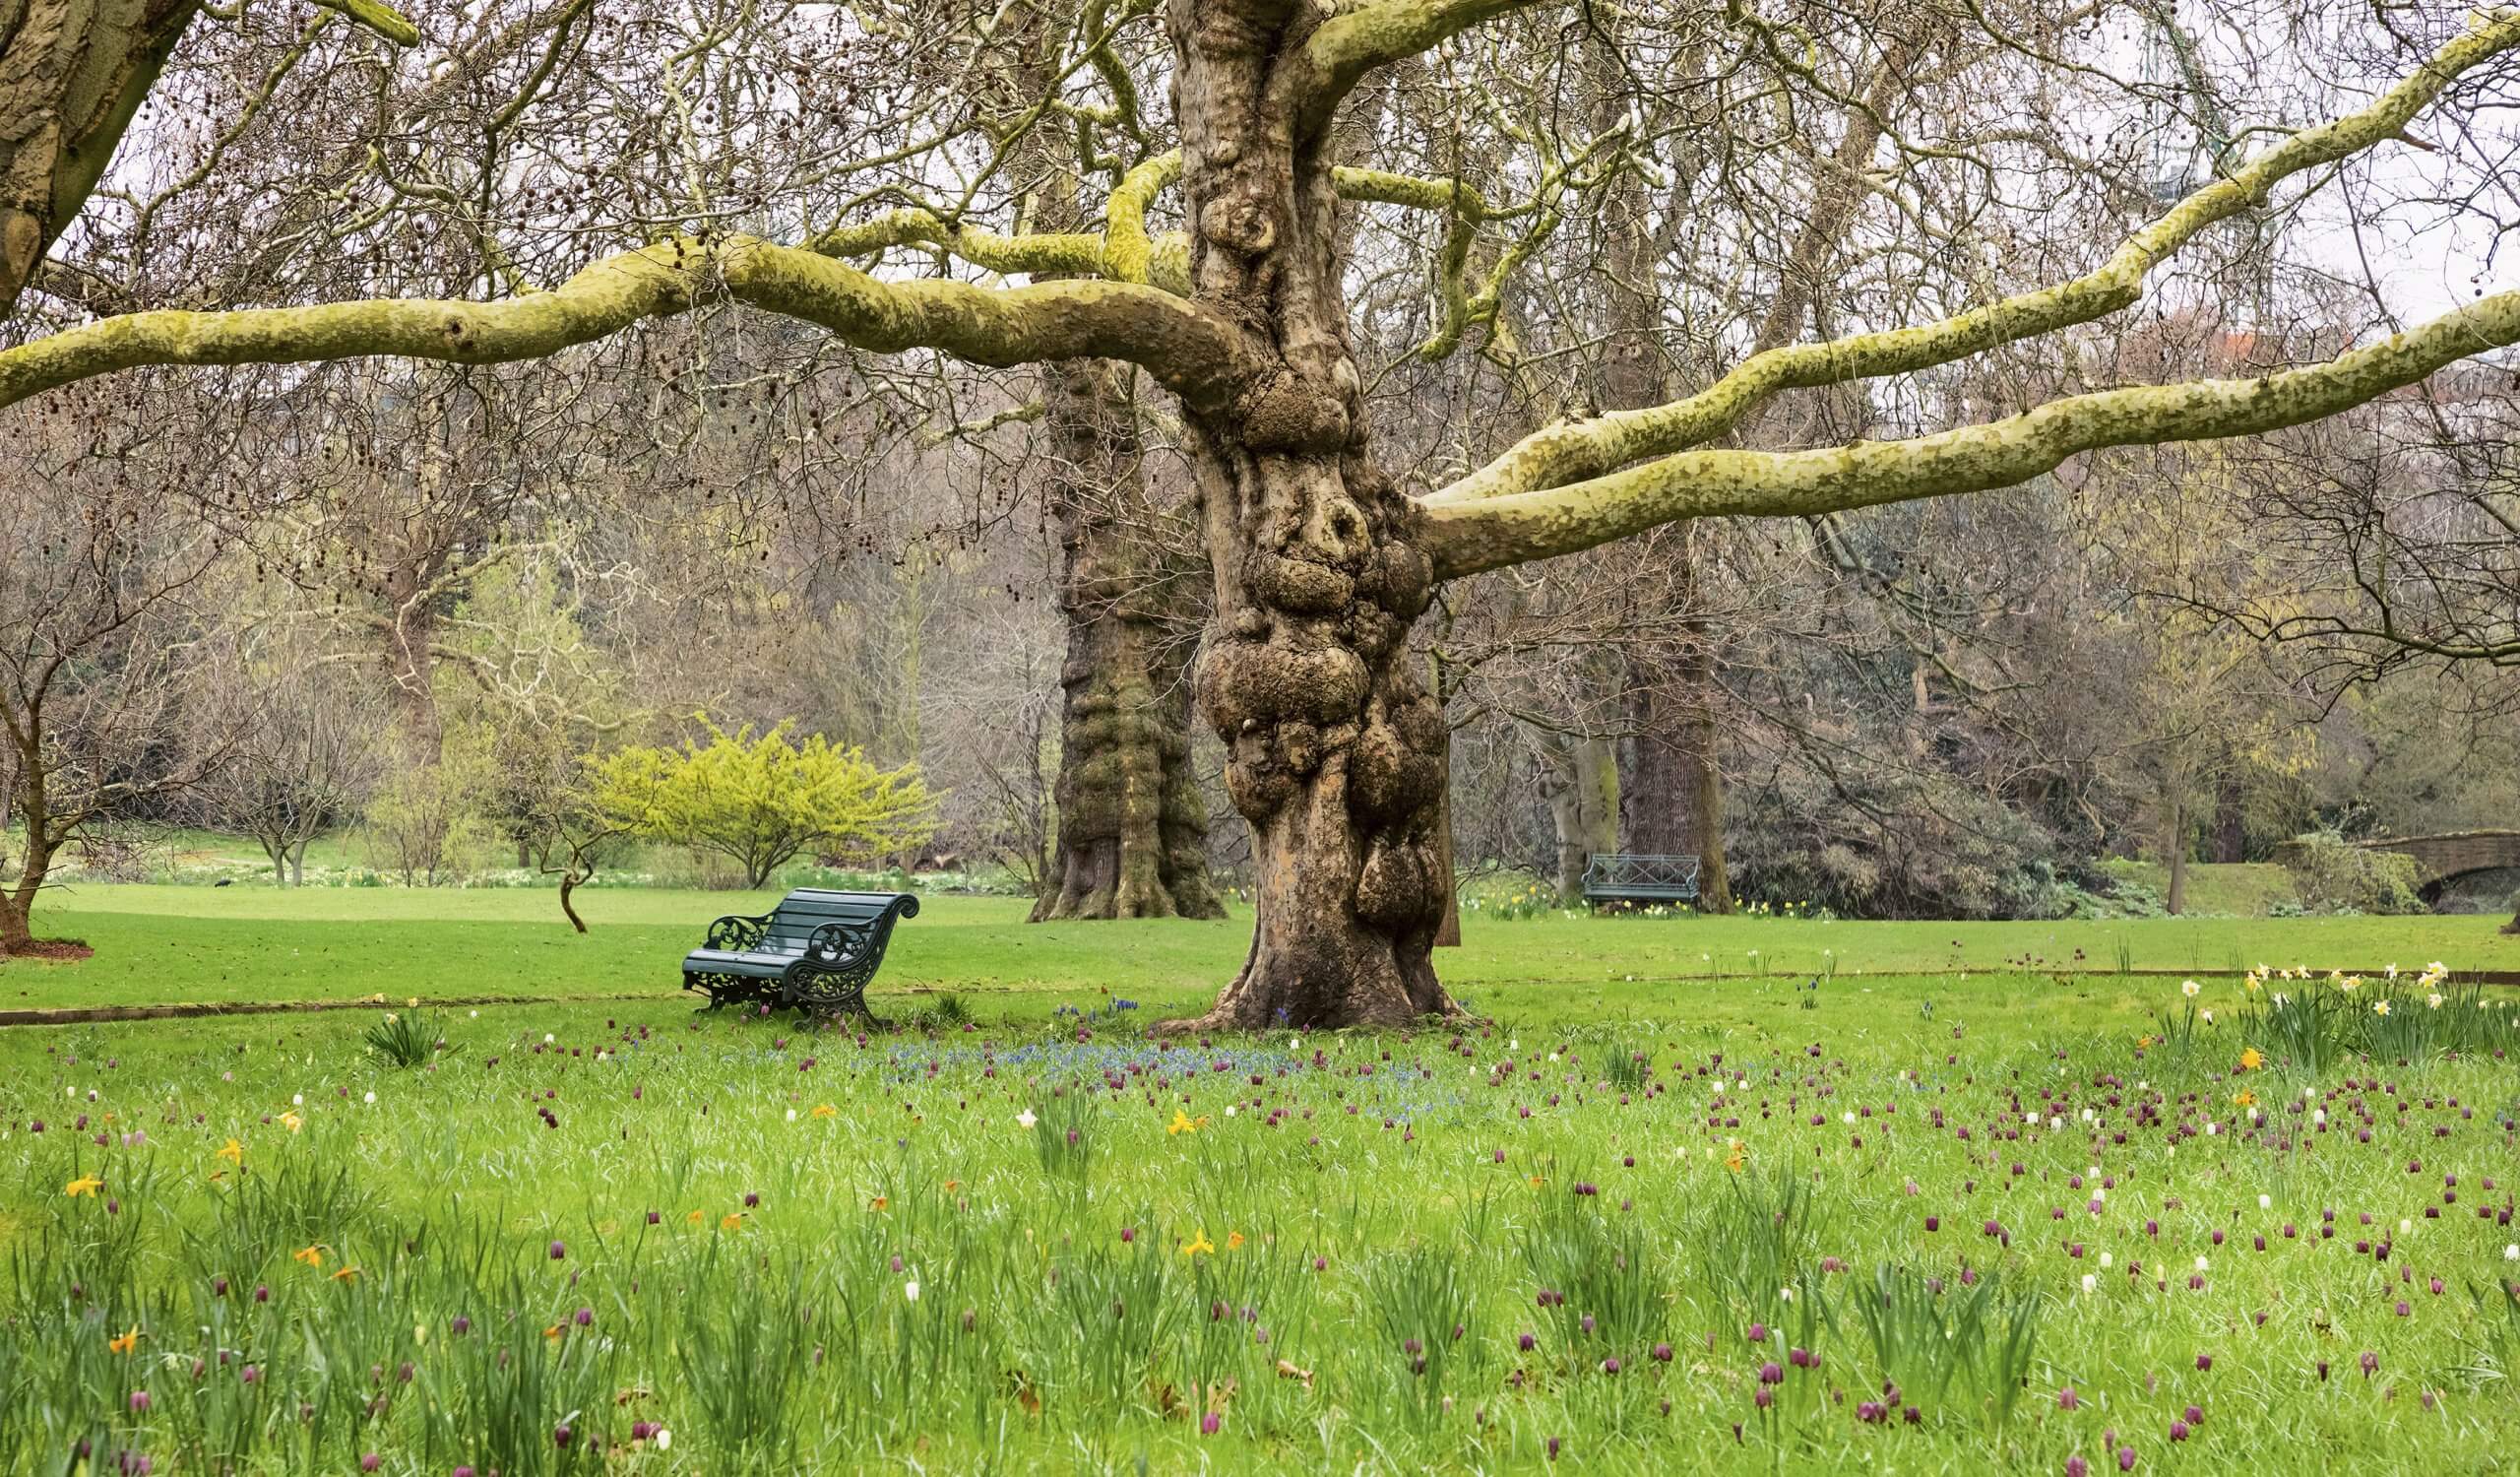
[4, 884, 2515, 1015]
[5, 890, 2519, 1471]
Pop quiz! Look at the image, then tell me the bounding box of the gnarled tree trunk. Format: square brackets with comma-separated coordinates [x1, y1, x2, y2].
[1163, 2, 1457, 1031]
[1031, 359, 1224, 921]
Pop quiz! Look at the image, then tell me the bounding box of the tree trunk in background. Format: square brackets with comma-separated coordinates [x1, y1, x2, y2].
[1618, 567, 1733, 912]
[0, 0, 200, 314]
[2211, 779, 2245, 863]
[0, 829, 52, 952]
[1164, 2, 1456, 1031]
[1004, 5, 1222, 925]
[1586, 30, 1732, 914]
[1031, 359, 1225, 921]
[1538, 728, 1618, 904]
[2163, 794, 2189, 916]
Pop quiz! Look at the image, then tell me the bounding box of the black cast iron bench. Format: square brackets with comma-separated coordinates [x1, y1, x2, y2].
[1580, 853, 1701, 907]
[680, 888, 920, 1018]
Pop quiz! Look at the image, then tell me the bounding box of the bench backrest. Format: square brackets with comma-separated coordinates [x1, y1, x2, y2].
[753, 889, 920, 953]
[1581, 853, 1702, 897]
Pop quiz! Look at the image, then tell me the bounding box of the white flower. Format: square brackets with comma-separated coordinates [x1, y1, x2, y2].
[1015, 1108, 1038, 1130]
[1225, 1105, 1236, 1118]
[904, 1278, 920, 1302]
[2181, 980, 2201, 998]
[1547, 1053, 1559, 1063]
[2427, 994, 2444, 1010]
[362, 1091, 376, 1105]
[2200, 1009, 2214, 1024]
[2399, 1218, 2412, 1235]
[2081, 1274, 2098, 1295]
[1289, 1037, 1302, 1053]
[785, 1108, 797, 1123]
[2024, 1112, 2038, 1124]
[469, 1010, 479, 1018]
[2088, 1166, 2102, 1179]
[1779, 1285, 1795, 1302]
[544, 1033, 555, 1044]
[2099, 1252, 2112, 1269]
[2194, 1255, 2210, 1272]
[290, 1094, 304, 1107]
[2504, 1244, 2518, 1262]
[654, 1428, 671, 1452]
[2259, 1194, 2272, 1210]
[1509, 1039, 1519, 1052]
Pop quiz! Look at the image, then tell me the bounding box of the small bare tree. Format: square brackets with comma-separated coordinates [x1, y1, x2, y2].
[189, 635, 385, 884]
[0, 473, 230, 950]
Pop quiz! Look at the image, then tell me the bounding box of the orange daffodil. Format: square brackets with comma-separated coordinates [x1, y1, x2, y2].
[108, 1326, 140, 1355]
[291, 1245, 325, 1269]
[810, 1104, 838, 1120]
[1166, 1109, 1209, 1136]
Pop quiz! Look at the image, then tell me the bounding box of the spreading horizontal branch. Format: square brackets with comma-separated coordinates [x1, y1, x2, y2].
[1279, 0, 1560, 138]
[0, 236, 1259, 416]
[1419, 289, 2520, 577]
[1430, 6, 2520, 506]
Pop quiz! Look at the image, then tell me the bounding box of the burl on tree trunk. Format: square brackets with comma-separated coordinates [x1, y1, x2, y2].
[1160, 2, 1460, 1032]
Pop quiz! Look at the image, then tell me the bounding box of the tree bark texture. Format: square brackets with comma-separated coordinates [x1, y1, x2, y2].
[1031, 359, 1225, 921]
[0, 0, 199, 314]
[1165, 1, 1457, 1031]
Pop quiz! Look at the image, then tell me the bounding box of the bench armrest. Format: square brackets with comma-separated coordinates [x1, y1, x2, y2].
[703, 913, 776, 951]
[805, 921, 871, 966]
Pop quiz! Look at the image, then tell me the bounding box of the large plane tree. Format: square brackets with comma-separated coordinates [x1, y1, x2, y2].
[7, 0, 2520, 1022]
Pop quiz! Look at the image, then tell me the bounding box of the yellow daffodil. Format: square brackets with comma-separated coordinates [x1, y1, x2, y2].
[1181, 1231, 1215, 1256]
[107, 1326, 139, 1355]
[720, 1212, 746, 1231]
[279, 1111, 303, 1133]
[292, 1245, 325, 1269]
[63, 1175, 102, 1198]
[810, 1104, 838, 1119]
[1166, 1109, 1208, 1136]
[217, 1138, 243, 1164]
[2238, 1048, 2263, 1071]
[2233, 1089, 2255, 1108]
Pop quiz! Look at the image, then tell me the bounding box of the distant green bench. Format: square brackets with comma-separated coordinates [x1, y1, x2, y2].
[680, 888, 919, 1018]
[1580, 853, 1701, 907]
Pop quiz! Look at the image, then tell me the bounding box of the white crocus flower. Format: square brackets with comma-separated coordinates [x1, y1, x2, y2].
[1015, 1108, 1038, 1130]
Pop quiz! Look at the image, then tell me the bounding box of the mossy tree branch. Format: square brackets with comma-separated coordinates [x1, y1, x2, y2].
[0, 235, 1260, 416]
[1428, 7, 2520, 506]
[1420, 289, 2520, 577]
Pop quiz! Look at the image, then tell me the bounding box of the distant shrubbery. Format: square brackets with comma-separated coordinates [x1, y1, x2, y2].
[2280, 830, 2428, 915]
